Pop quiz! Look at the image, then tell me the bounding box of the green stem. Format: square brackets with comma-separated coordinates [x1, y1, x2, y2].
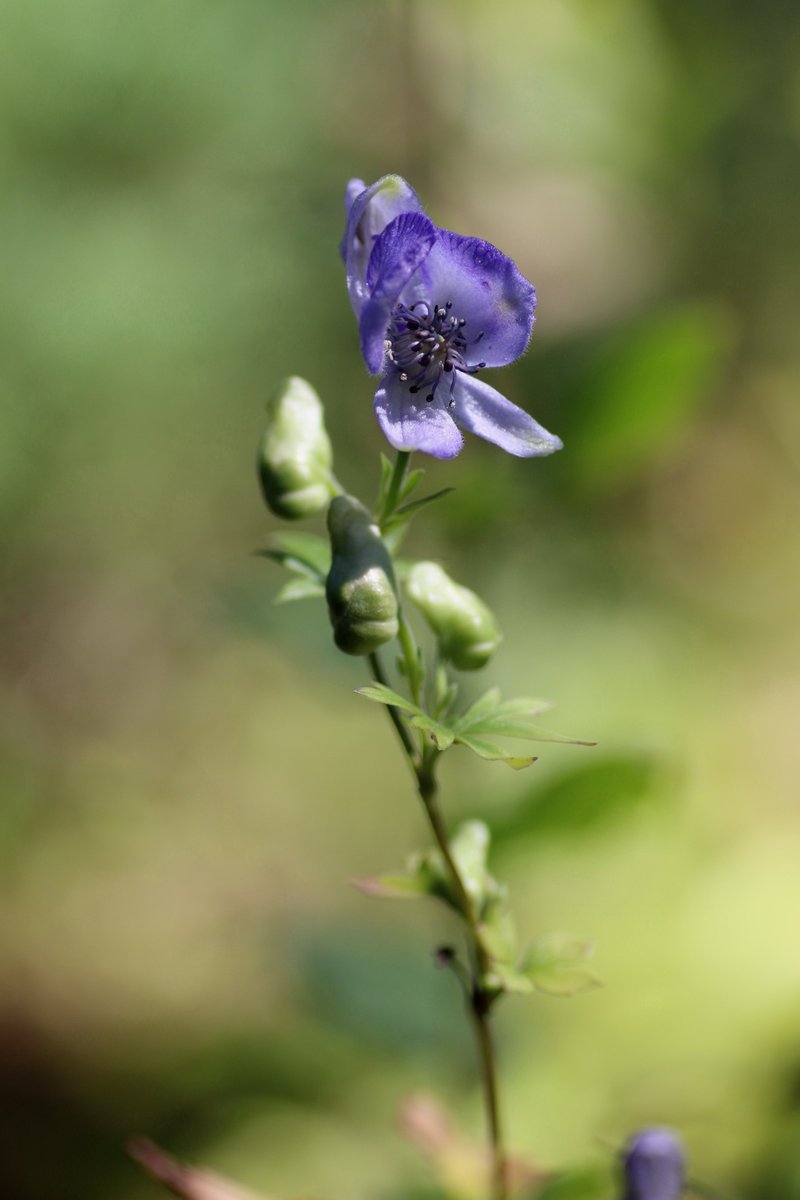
[471, 998, 506, 1200]
[369, 668, 507, 1200]
[368, 652, 418, 765]
[397, 610, 423, 709]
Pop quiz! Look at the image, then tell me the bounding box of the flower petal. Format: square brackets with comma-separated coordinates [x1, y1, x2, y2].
[374, 372, 463, 459]
[340, 175, 425, 316]
[451, 373, 562, 457]
[359, 212, 437, 374]
[413, 230, 536, 368]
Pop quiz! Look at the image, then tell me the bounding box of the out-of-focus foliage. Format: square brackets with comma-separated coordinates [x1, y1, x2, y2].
[1, 1, 800, 1199]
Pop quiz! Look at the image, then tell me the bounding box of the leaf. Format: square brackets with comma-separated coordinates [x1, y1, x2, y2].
[399, 466, 426, 501]
[533, 1166, 611, 1200]
[524, 932, 603, 997]
[564, 302, 734, 495]
[256, 531, 331, 584]
[468, 717, 594, 745]
[352, 873, 430, 899]
[409, 713, 456, 751]
[476, 909, 517, 968]
[271, 531, 330, 575]
[274, 576, 325, 604]
[355, 683, 422, 716]
[382, 488, 455, 533]
[454, 695, 592, 745]
[452, 686, 502, 730]
[376, 452, 394, 511]
[491, 754, 667, 847]
[455, 733, 536, 770]
[449, 820, 492, 907]
[486, 961, 534, 995]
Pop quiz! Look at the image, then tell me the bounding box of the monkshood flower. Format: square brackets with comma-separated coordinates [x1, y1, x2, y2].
[622, 1128, 686, 1200]
[341, 175, 563, 460]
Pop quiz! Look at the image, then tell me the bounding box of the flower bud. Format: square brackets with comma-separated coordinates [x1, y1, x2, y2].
[257, 376, 334, 519]
[325, 495, 399, 656]
[406, 562, 501, 671]
[622, 1129, 685, 1200]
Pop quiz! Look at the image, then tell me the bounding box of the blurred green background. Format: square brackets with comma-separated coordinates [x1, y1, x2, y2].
[2, 0, 800, 1197]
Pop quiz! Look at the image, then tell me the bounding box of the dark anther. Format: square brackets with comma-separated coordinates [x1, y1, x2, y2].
[426, 392, 434, 402]
[409, 385, 419, 394]
[443, 362, 453, 372]
[406, 321, 419, 331]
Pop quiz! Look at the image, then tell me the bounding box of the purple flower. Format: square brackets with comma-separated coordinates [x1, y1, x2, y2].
[340, 175, 563, 460]
[622, 1129, 686, 1200]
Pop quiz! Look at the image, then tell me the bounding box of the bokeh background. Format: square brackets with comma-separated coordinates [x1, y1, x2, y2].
[2, 0, 800, 1197]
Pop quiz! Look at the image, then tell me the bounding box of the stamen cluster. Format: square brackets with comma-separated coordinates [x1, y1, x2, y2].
[386, 301, 485, 406]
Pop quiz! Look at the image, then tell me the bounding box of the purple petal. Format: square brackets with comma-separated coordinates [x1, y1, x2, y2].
[344, 178, 366, 216]
[340, 175, 425, 316]
[374, 372, 463, 459]
[359, 213, 437, 374]
[412, 230, 536, 368]
[451, 373, 562, 457]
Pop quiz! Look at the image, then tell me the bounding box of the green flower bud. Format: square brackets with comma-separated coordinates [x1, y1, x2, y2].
[325, 496, 399, 656]
[406, 562, 501, 671]
[257, 376, 334, 519]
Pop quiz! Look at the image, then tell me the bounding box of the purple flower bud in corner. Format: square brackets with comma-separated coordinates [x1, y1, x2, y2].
[622, 1128, 686, 1200]
[340, 174, 563, 461]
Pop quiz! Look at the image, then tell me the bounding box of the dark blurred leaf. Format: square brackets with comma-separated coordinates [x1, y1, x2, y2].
[563, 303, 735, 494]
[296, 928, 467, 1055]
[492, 755, 668, 846]
[534, 1164, 612, 1200]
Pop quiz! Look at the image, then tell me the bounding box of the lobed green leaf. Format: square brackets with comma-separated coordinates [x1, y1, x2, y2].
[455, 733, 536, 770]
[274, 576, 325, 604]
[355, 683, 422, 716]
[523, 932, 603, 997]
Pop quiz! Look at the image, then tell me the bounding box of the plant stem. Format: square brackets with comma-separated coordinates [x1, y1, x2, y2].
[367, 652, 417, 764]
[472, 997, 506, 1200]
[368, 663, 507, 1200]
[419, 760, 507, 1200]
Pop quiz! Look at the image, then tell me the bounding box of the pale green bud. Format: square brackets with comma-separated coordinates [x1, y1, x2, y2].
[406, 562, 501, 671]
[325, 496, 399, 656]
[257, 376, 333, 520]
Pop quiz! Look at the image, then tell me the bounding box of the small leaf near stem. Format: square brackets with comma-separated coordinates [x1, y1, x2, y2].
[378, 449, 411, 525]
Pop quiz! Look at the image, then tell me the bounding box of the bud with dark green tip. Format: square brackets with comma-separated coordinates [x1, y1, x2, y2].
[325, 496, 399, 655]
[406, 562, 501, 671]
[257, 376, 334, 519]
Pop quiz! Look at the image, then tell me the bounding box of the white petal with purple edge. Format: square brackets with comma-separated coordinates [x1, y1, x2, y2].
[415, 230, 536, 369]
[452, 373, 562, 457]
[374, 373, 463, 459]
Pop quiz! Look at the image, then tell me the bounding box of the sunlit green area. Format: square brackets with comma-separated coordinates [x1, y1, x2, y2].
[2, 0, 800, 1197]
